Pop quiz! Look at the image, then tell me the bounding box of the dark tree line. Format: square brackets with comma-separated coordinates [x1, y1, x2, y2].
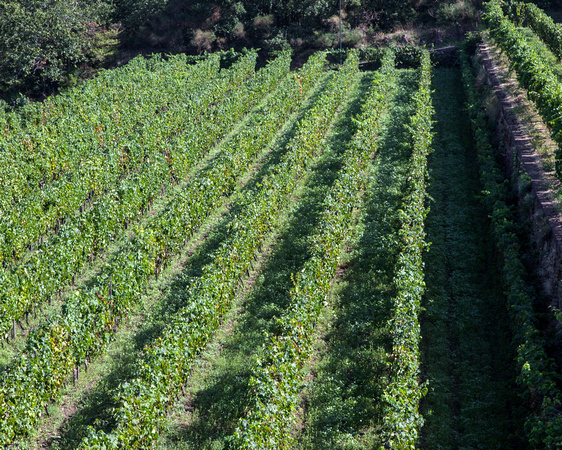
[128, 0, 459, 55]
[3, 0, 556, 98]
[0, 0, 167, 97]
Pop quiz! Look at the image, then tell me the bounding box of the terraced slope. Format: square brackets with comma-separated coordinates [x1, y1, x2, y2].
[1, 48, 559, 449]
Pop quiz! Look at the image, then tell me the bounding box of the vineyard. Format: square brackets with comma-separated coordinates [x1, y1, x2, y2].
[1, 1, 562, 448]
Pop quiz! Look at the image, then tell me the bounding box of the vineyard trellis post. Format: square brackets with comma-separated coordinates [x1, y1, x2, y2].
[339, 0, 342, 64]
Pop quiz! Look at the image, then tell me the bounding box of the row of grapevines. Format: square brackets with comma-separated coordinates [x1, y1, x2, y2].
[230, 51, 394, 449]
[505, 1, 562, 61]
[79, 50, 357, 449]
[460, 50, 562, 449]
[484, 0, 562, 176]
[380, 50, 433, 449]
[0, 51, 289, 341]
[0, 53, 219, 214]
[0, 54, 220, 265]
[0, 51, 326, 446]
[0, 52, 254, 267]
[0, 100, 14, 133]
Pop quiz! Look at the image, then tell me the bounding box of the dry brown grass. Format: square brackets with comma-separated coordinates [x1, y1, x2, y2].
[191, 29, 216, 54]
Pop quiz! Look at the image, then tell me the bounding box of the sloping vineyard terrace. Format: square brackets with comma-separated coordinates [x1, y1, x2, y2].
[0, 51, 291, 343]
[0, 51, 325, 445]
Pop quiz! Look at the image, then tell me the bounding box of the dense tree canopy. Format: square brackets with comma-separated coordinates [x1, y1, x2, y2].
[3, 0, 540, 98]
[0, 1, 113, 94]
[0, 0, 169, 96]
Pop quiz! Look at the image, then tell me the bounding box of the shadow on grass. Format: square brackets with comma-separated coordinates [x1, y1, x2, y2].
[160, 71, 376, 449]
[47, 208, 238, 449]
[299, 69, 419, 449]
[419, 67, 524, 449]
[47, 70, 335, 450]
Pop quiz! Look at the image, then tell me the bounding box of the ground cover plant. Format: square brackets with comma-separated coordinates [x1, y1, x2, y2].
[2, 6, 562, 445]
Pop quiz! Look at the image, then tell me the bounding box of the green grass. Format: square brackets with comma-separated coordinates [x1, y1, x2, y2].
[154, 69, 373, 449]
[0, 65, 285, 371]
[298, 69, 418, 449]
[10, 63, 540, 449]
[44, 208, 236, 449]
[419, 67, 524, 449]
[31, 68, 335, 449]
[17, 70, 329, 449]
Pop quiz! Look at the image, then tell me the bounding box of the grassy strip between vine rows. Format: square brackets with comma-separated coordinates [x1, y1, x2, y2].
[0, 51, 289, 343]
[380, 49, 433, 449]
[0, 53, 221, 264]
[484, 0, 562, 176]
[505, 1, 562, 61]
[461, 50, 562, 449]
[0, 51, 326, 446]
[78, 51, 359, 449]
[228, 50, 392, 449]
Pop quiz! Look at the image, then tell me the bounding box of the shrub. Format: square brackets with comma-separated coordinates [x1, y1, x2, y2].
[191, 29, 216, 53]
[233, 21, 246, 40]
[264, 32, 291, 54]
[254, 14, 275, 30]
[314, 31, 337, 49]
[342, 29, 364, 48]
[436, 0, 477, 24]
